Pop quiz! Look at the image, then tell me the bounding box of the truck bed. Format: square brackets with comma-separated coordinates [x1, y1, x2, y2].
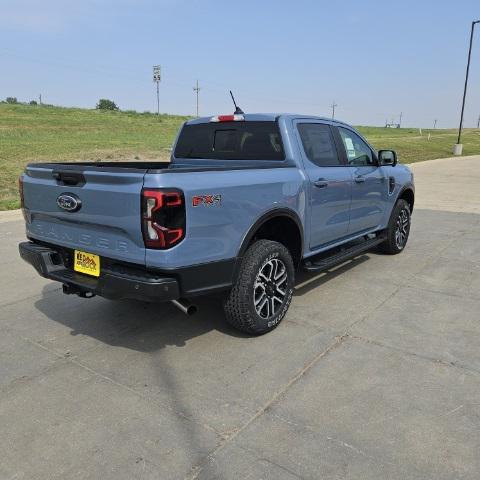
[29, 159, 291, 174]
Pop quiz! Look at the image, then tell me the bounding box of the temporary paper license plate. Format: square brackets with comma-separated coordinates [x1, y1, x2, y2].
[74, 250, 100, 277]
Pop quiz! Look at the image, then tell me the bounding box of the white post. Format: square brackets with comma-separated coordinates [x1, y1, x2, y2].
[453, 143, 463, 155]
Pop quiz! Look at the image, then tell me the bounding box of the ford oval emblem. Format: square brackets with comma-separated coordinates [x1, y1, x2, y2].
[57, 193, 82, 212]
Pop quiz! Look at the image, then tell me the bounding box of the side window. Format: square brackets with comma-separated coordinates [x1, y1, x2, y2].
[297, 123, 341, 167]
[338, 127, 375, 166]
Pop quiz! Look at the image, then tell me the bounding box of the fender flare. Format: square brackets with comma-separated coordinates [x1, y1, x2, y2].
[237, 207, 304, 259]
[396, 184, 415, 212]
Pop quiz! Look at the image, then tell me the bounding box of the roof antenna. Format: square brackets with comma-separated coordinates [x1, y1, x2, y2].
[229, 90, 244, 115]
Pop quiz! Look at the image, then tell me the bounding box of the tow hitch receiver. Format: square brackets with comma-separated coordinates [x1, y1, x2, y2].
[62, 283, 95, 298]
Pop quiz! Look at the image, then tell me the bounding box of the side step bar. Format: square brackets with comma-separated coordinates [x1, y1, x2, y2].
[302, 234, 386, 272]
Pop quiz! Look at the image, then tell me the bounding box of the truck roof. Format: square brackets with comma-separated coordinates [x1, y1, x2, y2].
[185, 113, 352, 128]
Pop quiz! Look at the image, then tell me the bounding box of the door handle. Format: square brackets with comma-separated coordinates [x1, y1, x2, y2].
[313, 179, 329, 188]
[354, 176, 366, 183]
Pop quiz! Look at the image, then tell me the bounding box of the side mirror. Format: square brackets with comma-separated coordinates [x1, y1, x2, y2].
[378, 149, 397, 166]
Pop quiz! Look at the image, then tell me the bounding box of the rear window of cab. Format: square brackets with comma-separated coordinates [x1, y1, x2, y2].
[174, 121, 285, 160]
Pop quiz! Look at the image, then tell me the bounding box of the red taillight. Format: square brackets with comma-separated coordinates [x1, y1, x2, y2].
[18, 175, 28, 221]
[141, 189, 185, 249]
[18, 175, 24, 209]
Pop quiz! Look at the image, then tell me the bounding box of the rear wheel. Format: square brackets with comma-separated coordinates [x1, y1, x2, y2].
[379, 199, 411, 254]
[223, 239, 294, 335]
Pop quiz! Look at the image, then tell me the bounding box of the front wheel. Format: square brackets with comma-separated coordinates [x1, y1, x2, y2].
[223, 239, 295, 335]
[379, 199, 411, 254]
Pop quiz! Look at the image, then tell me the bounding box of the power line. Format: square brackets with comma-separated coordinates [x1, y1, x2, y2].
[0, 49, 333, 112]
[1, 49, 413, 122]
[193, 80, 201, 117]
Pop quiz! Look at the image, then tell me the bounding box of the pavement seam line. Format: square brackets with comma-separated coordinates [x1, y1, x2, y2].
[0, 286, 62, 310]
[345, 283, 403, 332]
[349, 334, 480, 376]
[185, 332, 350, 480]
[2, 328, 226, 440]
[345, 228, 469, 333]
[403, 282, 480, 302]
[239, 444, 306, 479]
[0, 335, 72, 395]
[68, 356, 226, 439]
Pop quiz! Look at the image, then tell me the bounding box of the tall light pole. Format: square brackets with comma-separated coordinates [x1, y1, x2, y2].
[193, 80, 200, 117]
[454, 20, 480, 155]
[153, 65, 161, 115]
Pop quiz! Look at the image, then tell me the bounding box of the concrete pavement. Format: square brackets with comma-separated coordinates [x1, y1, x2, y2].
[409, 155, 480, 214]
[1, 156, 479, 479]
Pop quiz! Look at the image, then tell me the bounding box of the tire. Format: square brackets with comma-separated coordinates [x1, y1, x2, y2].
[223, 239, 295, 335]
[379, 199, 411, 254]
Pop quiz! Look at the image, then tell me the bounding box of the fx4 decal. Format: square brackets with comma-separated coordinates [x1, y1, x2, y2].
[192, 194, 222, 207]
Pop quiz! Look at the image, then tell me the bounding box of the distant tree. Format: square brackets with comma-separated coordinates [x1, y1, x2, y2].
[6, 97, 18, 104]
[29, 100, 38, 106]
[96, 99, 119, 111]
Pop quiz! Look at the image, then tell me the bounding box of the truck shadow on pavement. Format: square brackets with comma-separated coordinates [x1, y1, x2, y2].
[294, 255, 370, 296]
[33, 254, 371, 353]
[34, 287, 249, 352]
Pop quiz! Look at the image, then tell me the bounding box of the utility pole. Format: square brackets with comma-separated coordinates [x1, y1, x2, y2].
[39, 94, 42, 105]
[433, 119, 437, 129]
[330, 101, 338, 120]
[399, 112, 403, 128]
[193, 80, 201, 117]
[454, 20, 480, 154]
[152, 65, 161, 115]
[477, 114, 480, 128]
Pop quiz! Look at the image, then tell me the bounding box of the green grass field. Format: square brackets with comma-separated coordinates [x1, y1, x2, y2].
[1, 103, 480, 210]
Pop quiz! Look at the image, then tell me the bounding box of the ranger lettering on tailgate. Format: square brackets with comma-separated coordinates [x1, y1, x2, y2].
[30, 221, 129, 253]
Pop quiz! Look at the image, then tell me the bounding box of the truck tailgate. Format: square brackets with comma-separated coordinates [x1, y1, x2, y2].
[23, 165, 147, 265]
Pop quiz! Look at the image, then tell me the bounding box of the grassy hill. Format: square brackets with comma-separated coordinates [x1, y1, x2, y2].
[358, 125, 480, 166]
[1, 103, 480, 210]
[0, 104, 189, 209]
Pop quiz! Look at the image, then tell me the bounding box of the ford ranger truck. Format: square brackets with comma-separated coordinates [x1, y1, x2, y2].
[19, 114, 414, 335]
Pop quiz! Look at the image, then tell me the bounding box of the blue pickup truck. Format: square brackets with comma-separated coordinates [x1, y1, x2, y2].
[19, 113, 414, 334]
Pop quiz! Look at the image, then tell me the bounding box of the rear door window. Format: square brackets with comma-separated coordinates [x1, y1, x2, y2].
[174, 121, 285, 160]
[297, 123, 341, 166]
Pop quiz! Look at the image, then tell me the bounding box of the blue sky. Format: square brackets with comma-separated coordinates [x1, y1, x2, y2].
[1, 0, 479, 127]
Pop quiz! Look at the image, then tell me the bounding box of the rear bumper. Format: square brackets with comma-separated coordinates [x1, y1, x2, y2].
[19, 241, 180, 302]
